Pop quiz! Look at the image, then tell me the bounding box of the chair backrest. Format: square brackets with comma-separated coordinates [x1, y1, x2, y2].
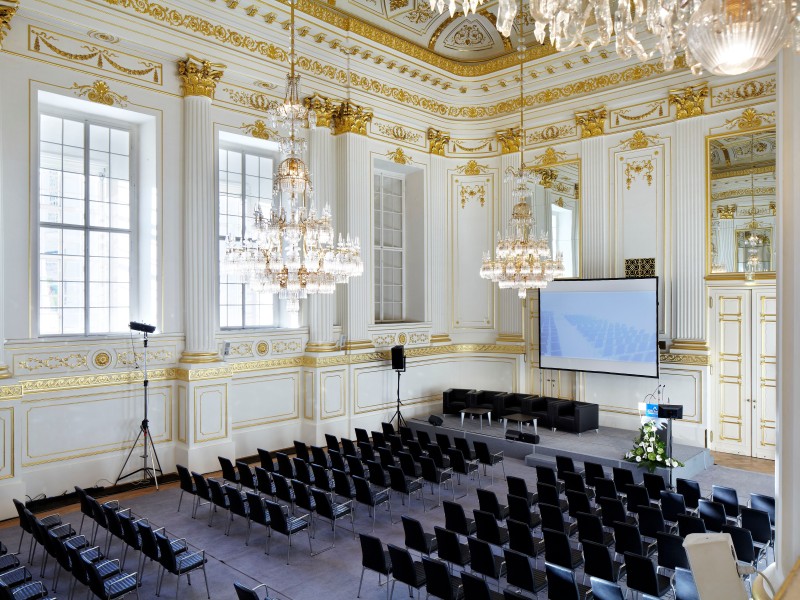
[582, 539, 614, 581]
[387, 544, 419, 589]
[741, 507, 772, 545]
[87, 497, 108, 528]
[677, 514, 707, 538]
[436, 433, 451, 451]
[311, 488, 335, 520]
[699, 499, 727, 532]
[590, 577, 626, 600]
[137, 521, 159, 561]
[378, 446, 396, 469]
[406, 440, 425, 461]
[233, 582, 263, 600]
[354, 428, 370, 445]
[446, 448, 469, 474]
[419, 456, 440, 484]
[749, 493, 775, 524]
[346, 454, 366, 479]
[359, 533, 390, 575]
[155, 532, 179, 572]
[219, 456, 238, 483]
[434, 526, 466, 566]
[624, 551, 660, 596]
[226, 484, 249, 518]
[474, 509, 504, 546]
[388, 434, 404, 455]
[545, 562, 581, 600]
[613, 521, 644, 555]
[427, 444, 447, 469]
[612, 467, 635, 490]
[265, 500, 289, 534]
[399, 426, 414, 443]
[625, 484, 651, 514]
[103, 503, 124, 537]
[276, 452, 294, 478]
[367, 460, 388, 488]
[536, 465, 559, 488]
[507, 494, 533, 526]
[507, 476, 531, 502]
[310, 446, 328, 468]
[272, 473, 294, 504]
[293, 440, 310, 463]
[536, 482, 561, 508]
[333, 469, 354, 499]
[258, 448, 275, 473]
[329, 450, 347, 473]
[566, 490, 592, 519]
[575, 512, 605, 546]
[674, 567, 700, 600]
[473, 441, 494, 465]
[208, 478, 229, 507]
[676, 478, 702, 509]
[382, 422, 396, 437]
[416, 430, 432, 448]
[542, 528, 573, 569]
[341, 438, 359, 458]
[352, 475, 376, 506]
[477, 488, 504, 519]
[358, 442, 376, 463]
[388, 465, 409, 493]
[294, 458, 313, 485]
[712, 485, 741, 518]
[255, 466, 274, 497]
[443, 500, 471, 535]
[176, 465, 195, 494]
[83, 555, 110, 598]
[597, 497, 626, 528]
[584, 462, 606, 488]
[563, 471, 587, 495]
[454, 437, 472, 456]
[423, 556, 459, 600]
[507, 518, 536, 557]
[371, 431, 387, 448]
[555, 455, 577, 478]
[539, 502, 566, 533]
[638, 506, 667, 538]
[192, 471, 211, 500]
[236, 461, 255, 490]
[722, 524, 756, 564]
[462, 571, 496, 600]
[119, 513, 141, 550]
[643, 473, 667, 501]
[324, 433, 339, 452]
[468, 536, 500, 580]
[68, 544, 92, 585]
[246, 491, 269, 526]
[660, 490, 687, 522]
[311, 464, 331, 491]
[504, 548, 536, 593]
[656, 531, 690, 571]
[594, 478, 619, 502]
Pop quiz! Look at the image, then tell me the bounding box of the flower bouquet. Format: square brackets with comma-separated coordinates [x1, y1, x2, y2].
[624, 421, 684, 473]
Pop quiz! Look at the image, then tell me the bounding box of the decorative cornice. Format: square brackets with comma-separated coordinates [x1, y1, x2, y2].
[659, 353, 710, 366]
[619, 130, 662, 151]
[0, 384, 22, 400]
[387, 148, 413, 164]
[711, 165, 774, 180]
[533, 147, 569, 166]
[178, 55, 226, 99]
[428, 128, 450, 156]
[179, 351, 222, 364]
[20, 369, 177, 394]
[575, 107, 607, 138]
[455, 160, 490, 175]
[0, 1, 19, 50]
[724, 108, 776, 131]
[496, 128, 521, 154]
[174, 366, 233, 381]
[331, 100, 373, 135]
[669, 83, 708, 120]
[70, 80, 128, 107]
[304, 94, 337, 128]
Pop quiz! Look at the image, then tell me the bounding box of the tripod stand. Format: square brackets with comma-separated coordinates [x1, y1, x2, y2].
[116, 330, 163, 488]
[389, 369, 407, 429]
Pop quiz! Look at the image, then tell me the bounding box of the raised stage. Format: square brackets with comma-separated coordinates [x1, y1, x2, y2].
[407, 412, 713, 482]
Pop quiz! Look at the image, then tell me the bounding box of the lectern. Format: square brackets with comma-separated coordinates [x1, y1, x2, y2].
[658, 404, 683, 489]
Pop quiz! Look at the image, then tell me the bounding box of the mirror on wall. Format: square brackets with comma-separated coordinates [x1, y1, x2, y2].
[530, 158, 581, 278]
[707, 128, 776, 278]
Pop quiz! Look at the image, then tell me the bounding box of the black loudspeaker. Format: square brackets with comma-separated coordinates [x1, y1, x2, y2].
[391, 345, 406, 371]
[658, 404, 684, 419]
[428, 415, 443, 427]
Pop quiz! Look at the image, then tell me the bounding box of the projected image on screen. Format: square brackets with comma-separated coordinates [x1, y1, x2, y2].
[539, 278, 658, 378]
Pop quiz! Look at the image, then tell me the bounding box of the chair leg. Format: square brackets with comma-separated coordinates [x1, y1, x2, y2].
[16, 529, 24, 555]
[203, 563, 210, 599]
[358, 566, 366, 597]
[177, 490, 184, 512]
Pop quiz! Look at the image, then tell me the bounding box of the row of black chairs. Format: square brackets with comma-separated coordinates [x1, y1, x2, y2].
[0, 524, 53, 600]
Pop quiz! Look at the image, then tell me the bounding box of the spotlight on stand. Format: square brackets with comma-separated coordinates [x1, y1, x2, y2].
[129, 321, 156, 334]
[390, 345, 406, 429]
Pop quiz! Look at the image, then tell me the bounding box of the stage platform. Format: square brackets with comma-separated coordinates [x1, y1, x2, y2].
[407, 412, 713, 483]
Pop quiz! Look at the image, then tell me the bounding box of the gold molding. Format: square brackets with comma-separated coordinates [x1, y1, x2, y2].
[305, 342, 338, 352]
[496, 127, 521, 154]
[376, 123, 423, 144]
[624, 258, 656, 278]
[304, 94, 337, 128]
[724, 108, 776, 131]
[0, 0, 19, 50]
[533, 147, 569, 166]
[711, 75, 776, 107]
[669, 83, 708, 120]
[710, 164, 775, 181]
[0, 384, 22, 400]
[619, 130, 662, 151]
[175, 366, 233, 381]
[575, 107, 607, 138]
[496, 334, 525, 343]
[659, 353, 710, 366]
[430, 334, 452, 343]
[331, 100, 373, 135]
[18, 353, 87, 372]
[21, 369, 176, 394]
[93, 352, 111, 369]
[179, 351, 222, 364]
[241, 120, 274, 140]
[387, 147, 413, 164]
[455, 160, 489, 175]
[670, 340, 710, 351]
[343, 340, 376, 351]
[428, 128, 450, 156]
[71, 80, 128, 107]
[0, 367, 11, 381]
[178, 55, 226, 99]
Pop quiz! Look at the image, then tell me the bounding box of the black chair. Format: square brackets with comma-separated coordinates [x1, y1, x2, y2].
[637, 506, 667, 540]
[354, 428, 371, 445]
[624, 484, 652, 516]
[676, 478, 702, 512]
[422, 557, 464, 600]
[74, 487, 96, 536]
[191, 472, 213, 520]
[419, 456, 454, 508]
[416, 430, 433, 449]
[378, 446, 397, 470]
[347, 455, 367, 479]
[566, 490, 600, 520]
[136, 521, 187, 587]
[388, 434, 405, 456]
[329, 449, 348, 474]
[447, 448, 480, 493]
[367, 460, 391, 489]
[454, 437, 476, 461]
[388, 544, 426, 599]
[536, 466, 565, 494]
[387, 465, 424, 516]
[86, 497, 113, 552]
[233, 581, 280, 600]
[357, 534, 392, 600]
[118, 513, 143, 571]
[564, 472, 594, 500]
[68, 543, 118, 599]
[352, 474, 392, 531]
[582, 539, 625, 584]
[434, 527, 471, 570]
[342, 438, 361, 459]
[272, 473, 296, 512]
[154, 531, 209, 598]
[467, 537, 507, 591]
[236, 461, 257, 491]
[264, 500, 312, 564]
[293, 440, 310, 464]
[436, 433, 452, 452]
[537, 483, 568, 514]
[723, 524, 759, 570]
[293, 458, 315, 487]
[677, 514, 707, 539]
[597, 497, 636, 529]
[13, 499, 61, 563]
[660, 490, 687, 526]
[382, 422, 396, 437]
[372, 431, 387, 448]
[698, 499, 727, 532]
[545, 561, 592, 600]
[642, 473, 667, 503]
[325, 433, 341, 454]
[593, 478, 620, 502]
[542, 528, 582, 570]
[245, 491, 271, 553]
[503, 548, 547, 597]
[473, 441, 505, 484]
[311, 488, 354, 550]
[444, 500, 477, 537]
[506, 519, 544, 559]
[611, 468, 635, 498]
[175, 465, 196, 514]
[712, 485, 746, 521]
[399, 426, 414, 444]
[477, 489, 509, 521]
[741, 507, 773, 564]
[275, 452, 295, 479]
[311, 445, 331, 468]
[507, 476, 537, 507]
[674, 567, 700, 600]
[583, 462, 606, 489]
[612, 521, 656, 559]
[507, 494, 542, 530]
[101, 504, 129, 557]
[576, 512, 614, 548]
[539, 502, 577, 537]
[311, 464, 334, 492]
[624, 551, 671, 598]
[83, 555, 140, 600]
[207, 478, 230, 527]
[402, 515, 438, 557]
[49, 531, 84, 594]
[219, 456, 240, 488]
[398, 451, 422, 478]
[461, 571, 504, 600]
[426, 444, 451, 470]
[333, 468, 356, 502]
[590, 577, 625, 600]
[474, 509, 509, 546]
[656, 531, 690, 573]
[255, 466, 276, 498]
[257, 448, 276, 473]
[749, 493, 775, 527]
[291, 480, 317, 522]
[406, 440, 427, 463]
[556, 455, 583, 480]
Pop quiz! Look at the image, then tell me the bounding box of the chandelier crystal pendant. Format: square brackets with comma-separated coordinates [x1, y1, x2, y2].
[479, 8, 565, 298]
[223, 0, 362, 314]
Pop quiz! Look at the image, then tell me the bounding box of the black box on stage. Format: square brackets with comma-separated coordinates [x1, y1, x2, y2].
[428, 415, 443, 427]
[391, 345, 406, 371]
[506, 431, 539, 444]
[658, 404, 683, 419]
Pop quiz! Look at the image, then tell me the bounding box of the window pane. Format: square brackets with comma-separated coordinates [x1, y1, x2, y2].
[63, 119, 84, 148]
[110, 129, 129, 155]
[89, 125, 109, 152]
[40, 115, 63, 144]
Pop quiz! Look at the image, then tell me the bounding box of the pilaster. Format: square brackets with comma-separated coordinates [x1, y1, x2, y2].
[497, 152, 524, 341]
[581, 136, 609, 278]
[429, 154, 450, 342]
[0, 71, 9, 379]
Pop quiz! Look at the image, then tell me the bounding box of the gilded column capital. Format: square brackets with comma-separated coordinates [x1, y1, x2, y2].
[669, 84, 708, 120]
[178, 55, 226, 99]
[575, 107, 607, 138]
[427, 128, 450, 156]
[331, 100, 373, 135]
[304, 94, 337, 128]
[0, 0, 19, 50]
[496, 127, 521, 154]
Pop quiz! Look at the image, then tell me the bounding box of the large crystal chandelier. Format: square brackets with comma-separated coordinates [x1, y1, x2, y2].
[223, 0, 362, 313]
[429, 0, 799, 76]
[480, 12, 565, 297]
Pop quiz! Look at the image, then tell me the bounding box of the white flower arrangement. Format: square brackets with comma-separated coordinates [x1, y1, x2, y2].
[624, 421, 684, 473]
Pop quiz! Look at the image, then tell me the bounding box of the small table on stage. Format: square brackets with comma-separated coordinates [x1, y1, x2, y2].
[502, 413, 538, 436]
[460, 408, 492, 430]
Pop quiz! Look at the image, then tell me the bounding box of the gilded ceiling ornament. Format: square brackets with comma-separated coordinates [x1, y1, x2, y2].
[427, 128, 450, 155]
[242, 120, 274, 140]
[669, 84, 708, 120]
[387, 148, 413, 164]
[303, 94, 337, 128]
[178, 54, 226, 99]
[712, 77, 776, 106]
[724, 108, 776, 131]
[71, 80, 128, 107]
[619, 130, 662, 151]
[331, 100, 373, 135]
[496, 127, 521, 154]
[0, 1, 19, 50]
[575, 107, 607, 138]
[533, 147, 569, 166]
[456, 160, 490, 175]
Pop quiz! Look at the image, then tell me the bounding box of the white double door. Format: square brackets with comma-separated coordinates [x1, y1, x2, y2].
[710, 286, 776, 459]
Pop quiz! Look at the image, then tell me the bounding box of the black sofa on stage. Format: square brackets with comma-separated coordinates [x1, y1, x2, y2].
[553, 400, 600, 434]
[442, 388, 473, 415]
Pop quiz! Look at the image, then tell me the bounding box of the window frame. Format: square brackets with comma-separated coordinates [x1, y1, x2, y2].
[217, 140, 279, 330]
[373, 169, 407, 324]
[35, 107, 139, 337]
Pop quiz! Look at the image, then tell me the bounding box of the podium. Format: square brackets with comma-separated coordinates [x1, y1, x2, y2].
[658, 404, 683, 489]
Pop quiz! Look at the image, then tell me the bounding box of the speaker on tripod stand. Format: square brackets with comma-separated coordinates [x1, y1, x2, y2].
[390, 345, 406, 428]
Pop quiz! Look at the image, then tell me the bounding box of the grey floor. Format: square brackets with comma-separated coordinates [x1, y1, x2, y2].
[1, 454, 775, 600]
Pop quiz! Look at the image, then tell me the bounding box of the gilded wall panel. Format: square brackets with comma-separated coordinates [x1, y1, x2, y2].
[321, 370, 347, 420]
[230, 372, 299, 429]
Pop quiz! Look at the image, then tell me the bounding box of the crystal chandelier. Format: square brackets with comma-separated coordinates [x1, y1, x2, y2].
[480, 11, 565, 297]
[429, 0, 799, 76]
[223, 0, 362, 313]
